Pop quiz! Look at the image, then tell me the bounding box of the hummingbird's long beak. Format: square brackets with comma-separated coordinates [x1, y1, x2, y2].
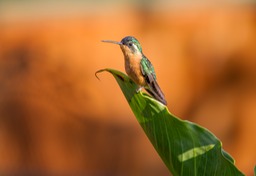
[101, 40, 122, 45]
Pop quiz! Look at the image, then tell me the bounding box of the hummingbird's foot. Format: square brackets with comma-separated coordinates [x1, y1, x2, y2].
[136, 87, 142, 93]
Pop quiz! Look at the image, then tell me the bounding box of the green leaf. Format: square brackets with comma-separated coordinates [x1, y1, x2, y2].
[96, 68, 245, 176]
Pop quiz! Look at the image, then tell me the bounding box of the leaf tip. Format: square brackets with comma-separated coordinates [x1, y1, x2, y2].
[95, 69, 108, 81]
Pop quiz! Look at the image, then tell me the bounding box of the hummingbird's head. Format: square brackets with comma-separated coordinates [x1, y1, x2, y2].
[120, 36, 142, 54]
[102, 36, 143, 58]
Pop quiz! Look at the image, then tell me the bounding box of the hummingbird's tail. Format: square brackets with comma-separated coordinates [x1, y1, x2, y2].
[145, 80, 167, 105]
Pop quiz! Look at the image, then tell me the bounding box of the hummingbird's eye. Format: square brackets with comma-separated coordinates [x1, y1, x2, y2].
[128, 43, 133, 47]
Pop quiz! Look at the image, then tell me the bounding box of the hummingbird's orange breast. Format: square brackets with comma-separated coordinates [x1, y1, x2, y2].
[120, 44, 146, 86]
[124, 54, 146, 86]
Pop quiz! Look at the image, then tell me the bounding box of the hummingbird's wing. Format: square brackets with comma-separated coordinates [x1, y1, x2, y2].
[140, 57, 167, 105]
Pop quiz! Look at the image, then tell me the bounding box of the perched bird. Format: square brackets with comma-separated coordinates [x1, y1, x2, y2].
[102, 36, 167, 105]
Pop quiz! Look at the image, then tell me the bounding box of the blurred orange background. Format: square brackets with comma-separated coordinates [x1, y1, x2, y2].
[0, 1, 255, 175]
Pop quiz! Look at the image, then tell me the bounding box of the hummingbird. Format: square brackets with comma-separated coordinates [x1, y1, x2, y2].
[102, 36, 167, 105]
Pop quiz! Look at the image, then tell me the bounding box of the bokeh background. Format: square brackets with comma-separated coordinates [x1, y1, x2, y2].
[0, 0, 256, 175]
